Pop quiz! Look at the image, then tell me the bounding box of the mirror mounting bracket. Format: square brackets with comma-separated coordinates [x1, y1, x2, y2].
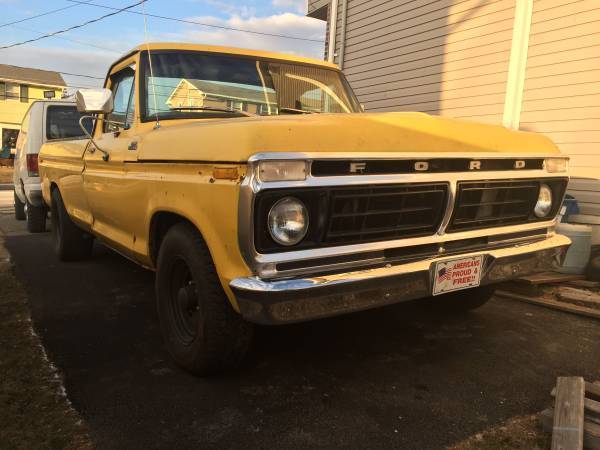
[79, 115, 124, 162]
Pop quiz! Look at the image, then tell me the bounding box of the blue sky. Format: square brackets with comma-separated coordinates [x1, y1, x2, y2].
[0, 0, 326, 87]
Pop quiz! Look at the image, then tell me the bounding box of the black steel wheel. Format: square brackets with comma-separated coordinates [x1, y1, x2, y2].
[156, 222, 253, 376]
[166, 257, 201, 345]
[50, 188, 93, 261]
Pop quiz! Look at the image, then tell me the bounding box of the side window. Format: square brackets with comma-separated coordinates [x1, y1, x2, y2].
[46, 105, 90, 140]
[105, 65, 135, 132]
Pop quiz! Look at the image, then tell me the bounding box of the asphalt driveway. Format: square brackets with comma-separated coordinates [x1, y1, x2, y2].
[1, 198, 599, 449]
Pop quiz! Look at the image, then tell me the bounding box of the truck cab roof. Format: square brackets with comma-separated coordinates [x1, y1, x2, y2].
[120, 42, 338, 70]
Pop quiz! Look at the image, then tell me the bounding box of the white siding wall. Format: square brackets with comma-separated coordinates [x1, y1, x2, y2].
[518, 0, 600, 214]
[520, 0, 600, 175]
[337, 0, 516, 124]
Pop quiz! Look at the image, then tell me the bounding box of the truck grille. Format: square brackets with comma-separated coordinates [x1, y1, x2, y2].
[253, 178, 567, 253]
[324, 183, 448, 244]
[448, 179, 566, 232]
[254, 183, 448, 253]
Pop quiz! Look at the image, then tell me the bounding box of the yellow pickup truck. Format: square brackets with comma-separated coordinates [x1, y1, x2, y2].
[39, 43, 570, 375]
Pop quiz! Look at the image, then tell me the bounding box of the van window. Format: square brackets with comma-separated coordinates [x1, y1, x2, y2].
[46, 105, 90, 140]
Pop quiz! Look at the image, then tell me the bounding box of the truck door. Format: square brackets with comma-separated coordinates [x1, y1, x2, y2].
[83, 62, 145, 255]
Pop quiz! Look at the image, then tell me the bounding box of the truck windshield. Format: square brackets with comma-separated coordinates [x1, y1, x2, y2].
[142, 51, 361, 120]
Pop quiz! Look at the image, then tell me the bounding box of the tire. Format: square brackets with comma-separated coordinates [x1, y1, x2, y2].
[50, 188, 93, 261]
[429, 285, 496, 313]
[156, 222, 253, 376]
[14, 190, 25, 221]
[26, 200, 47, 233]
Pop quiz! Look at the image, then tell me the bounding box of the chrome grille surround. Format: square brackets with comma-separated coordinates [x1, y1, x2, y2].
[238, 152, 569, 280]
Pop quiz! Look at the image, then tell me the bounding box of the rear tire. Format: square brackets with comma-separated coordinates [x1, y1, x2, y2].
[50, 188, 93, 261]
[429, 285, 496, 313]
[26, 200, 47, 233]
[14, 190, 25, 221]
[156, 222, 253, 376]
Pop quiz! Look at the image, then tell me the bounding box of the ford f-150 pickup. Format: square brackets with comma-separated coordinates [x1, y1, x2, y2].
[39, 43, 571, 375]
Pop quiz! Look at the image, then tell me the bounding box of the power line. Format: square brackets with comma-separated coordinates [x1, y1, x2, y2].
[10, 24, 124, 54]
[0, 0, 147, 50]
[0, 3, 80, 29]
[60, 71, 105, 80]
[67, 0, 324, 43]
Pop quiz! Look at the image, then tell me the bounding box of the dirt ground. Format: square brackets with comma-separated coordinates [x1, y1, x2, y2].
[449, 414, 550, 449]
[0, 167, 13, 184]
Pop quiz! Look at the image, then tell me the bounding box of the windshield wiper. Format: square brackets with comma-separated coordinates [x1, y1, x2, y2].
[169, 106, 255, 117]
[279, 107, 320, 115]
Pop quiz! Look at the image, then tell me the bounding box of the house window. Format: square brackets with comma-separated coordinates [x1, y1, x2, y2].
[0, 82, 5, 100]
[20, 85, 29, 103]
[5, 83, 19, 101]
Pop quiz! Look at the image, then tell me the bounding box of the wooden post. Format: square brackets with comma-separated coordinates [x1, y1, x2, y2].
[552, 377, 585, 450]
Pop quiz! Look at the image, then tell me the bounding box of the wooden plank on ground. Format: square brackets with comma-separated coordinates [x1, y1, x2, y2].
[552, 377, 585, 450]
[496, 291, 600, 320]
[567, 280, 600, 289]
[541, 409, 600, 449]
[558, 287, 600, 309]
[518, 272, 585, 285]
[587, 383, 600, 402]
[551, 389, 600, 423]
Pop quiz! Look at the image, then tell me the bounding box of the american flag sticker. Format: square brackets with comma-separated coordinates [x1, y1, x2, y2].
[438, 266, 452, 282]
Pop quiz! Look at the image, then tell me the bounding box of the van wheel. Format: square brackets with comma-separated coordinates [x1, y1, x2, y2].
[14, 190, 25, 220]
[50, 188, 93, 261]
[26, 201, 47, 233]
[430, 285, 496, 312]
[156, 222, 253, 376]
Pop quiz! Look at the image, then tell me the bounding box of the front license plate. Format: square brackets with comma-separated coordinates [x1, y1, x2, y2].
[432, 255, 484, 296]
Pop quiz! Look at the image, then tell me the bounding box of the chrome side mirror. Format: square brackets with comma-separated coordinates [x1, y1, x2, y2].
[75, 88, 113, 114]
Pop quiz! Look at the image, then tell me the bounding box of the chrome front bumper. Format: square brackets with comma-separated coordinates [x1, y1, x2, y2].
[230, 234, 571, 325]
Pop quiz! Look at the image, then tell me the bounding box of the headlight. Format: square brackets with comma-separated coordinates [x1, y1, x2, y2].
[544, 158, 568, 173]
[534, 184, 553, 218]
[268, 197, 309, 246]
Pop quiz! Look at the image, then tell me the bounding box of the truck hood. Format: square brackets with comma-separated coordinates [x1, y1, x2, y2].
[137, 112, 560, 162]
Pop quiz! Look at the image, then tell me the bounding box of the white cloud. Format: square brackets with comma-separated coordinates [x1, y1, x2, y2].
[272, 0, 306, 14]
[199, 0, 257, 18]
[172, 12, 326, 58]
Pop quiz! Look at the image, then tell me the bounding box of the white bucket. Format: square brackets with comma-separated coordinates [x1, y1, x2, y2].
[557, 223, 592, 274]
[567, 214, 600, 246]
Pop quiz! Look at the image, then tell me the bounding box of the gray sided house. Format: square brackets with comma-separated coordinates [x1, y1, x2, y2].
[308, 0, 600, 214]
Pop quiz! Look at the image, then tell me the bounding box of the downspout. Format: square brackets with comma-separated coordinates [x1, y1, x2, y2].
[338, 0, 349, 70]
[327, 0, 339, 63]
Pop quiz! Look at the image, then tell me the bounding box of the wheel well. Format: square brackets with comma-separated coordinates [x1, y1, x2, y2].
[149, 212, 195, 266]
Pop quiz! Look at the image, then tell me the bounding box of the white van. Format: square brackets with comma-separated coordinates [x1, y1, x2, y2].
[13, 100, 89, 232]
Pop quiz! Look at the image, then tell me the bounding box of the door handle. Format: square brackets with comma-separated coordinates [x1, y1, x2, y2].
[128, 141, 138, 151]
